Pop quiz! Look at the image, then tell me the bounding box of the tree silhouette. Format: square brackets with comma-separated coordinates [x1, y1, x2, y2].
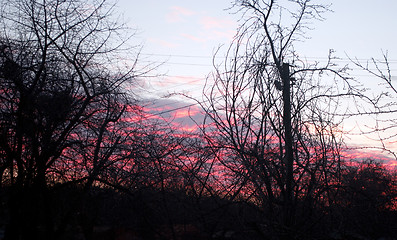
[338, 160, 397, 238]
[350, 53, 397, 160]
[0, 0, 142, 238]
[197, 0, 363, 238]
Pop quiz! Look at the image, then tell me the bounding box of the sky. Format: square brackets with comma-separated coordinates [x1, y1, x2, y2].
[118, 0, 397, 96]
[117, 0, 397, 163]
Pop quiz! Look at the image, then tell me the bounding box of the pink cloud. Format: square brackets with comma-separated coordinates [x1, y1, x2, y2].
[200, 16, 235, 30]
[201, 16, 237, 41]
[172, 107, 200, 119]
[141, 98, 205, 130]
[166, 6, 195, 23]
[343, 148, 397, 169]
[180, 33, 206, 43]
[178, 16, 236, 43]
[151, 76, 204, 89]
[208, 29, 236, 41]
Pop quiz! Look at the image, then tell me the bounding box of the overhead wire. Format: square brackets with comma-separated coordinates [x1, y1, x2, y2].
[140, 52, 397, 63]
[134, 52, 397, 119]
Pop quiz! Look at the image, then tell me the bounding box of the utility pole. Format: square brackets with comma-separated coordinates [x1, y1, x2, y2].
[280, 62, 294, 234]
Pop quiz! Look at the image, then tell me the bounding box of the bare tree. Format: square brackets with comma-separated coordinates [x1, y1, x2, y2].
[349, 53, 397, 160]
[198, 0, 362, 238]
[0, 0, 143, 238]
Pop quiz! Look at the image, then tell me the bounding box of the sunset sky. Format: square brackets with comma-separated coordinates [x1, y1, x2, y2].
[117, 0, 397, 163]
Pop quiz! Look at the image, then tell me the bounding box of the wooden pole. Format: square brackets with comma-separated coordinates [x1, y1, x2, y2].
[281, 62, 294, 233]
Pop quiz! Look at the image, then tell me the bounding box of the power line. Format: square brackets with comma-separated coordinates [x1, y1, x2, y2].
[138, 60, 397, 71]
[140, 53, 211, 59]
[138, 75, 397, 121]
[133, 52, 397, 119]
[153, 102, 199, 116]
[140, 52, 397, 63]
[140, 98, 205, 120]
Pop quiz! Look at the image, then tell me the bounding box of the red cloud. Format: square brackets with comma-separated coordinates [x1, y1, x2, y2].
[172, 107, 200, 119]
[139, 98, 205, 127]
[343, 148, 397, 169]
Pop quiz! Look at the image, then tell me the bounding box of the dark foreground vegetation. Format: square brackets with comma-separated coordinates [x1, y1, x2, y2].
[0, 160, 396, 240]
[0, 0, 397, 239]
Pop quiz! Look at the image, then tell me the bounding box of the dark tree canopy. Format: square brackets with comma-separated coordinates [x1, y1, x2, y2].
[0, 0, 142, 239]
